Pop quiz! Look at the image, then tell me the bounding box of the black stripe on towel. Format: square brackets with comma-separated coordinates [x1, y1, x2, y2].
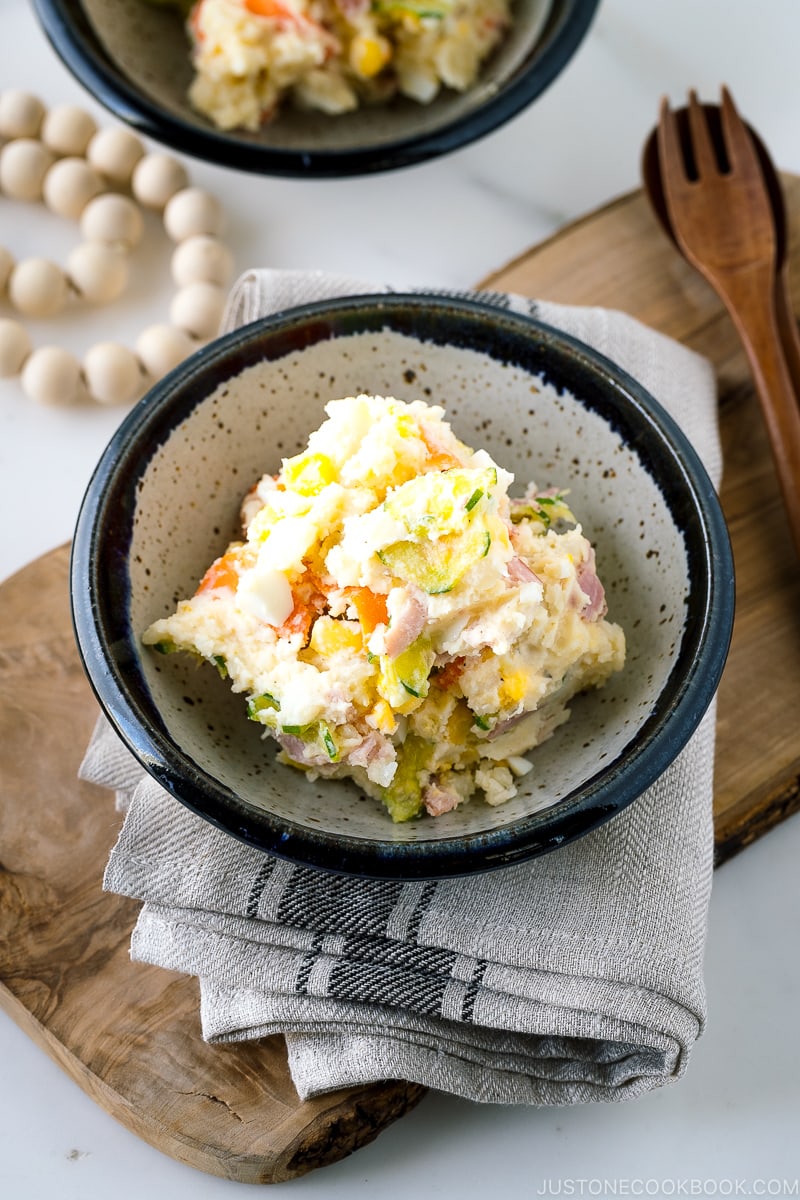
[405, 880, 437, 942]
[244, 857, 276, 919]
[294, 933, 325, 995]
[327, 959, 449, 1015]
[460, 960, 488, 1023]
[276, 871, 404, 936]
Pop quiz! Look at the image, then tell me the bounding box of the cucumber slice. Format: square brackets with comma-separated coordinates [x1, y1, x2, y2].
[395, 639, 435, 698]
[377, 638, 435, 710]
[277, 719, 340, 762]
[152, 638, 177, 655]
[384, 467, 497, 537]
[374, 0, 451, 21]
[378, 528, 491, 594]
[319, 721, 339, 762]
[509, 493, 575, 530]
[379, 735, 430, 822]
[247, 692, 280, 719]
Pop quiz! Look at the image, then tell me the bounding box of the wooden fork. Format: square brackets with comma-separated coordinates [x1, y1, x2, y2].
[657, 86, 800, 559]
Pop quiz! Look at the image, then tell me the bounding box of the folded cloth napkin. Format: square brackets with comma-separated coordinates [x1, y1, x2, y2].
[80, 269, 720, 1106]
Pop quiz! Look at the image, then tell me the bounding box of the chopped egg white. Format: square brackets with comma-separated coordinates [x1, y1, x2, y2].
[235, 564, 294, 627]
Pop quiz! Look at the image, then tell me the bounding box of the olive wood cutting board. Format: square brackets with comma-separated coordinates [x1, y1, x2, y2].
[2, 183, 799, 1184]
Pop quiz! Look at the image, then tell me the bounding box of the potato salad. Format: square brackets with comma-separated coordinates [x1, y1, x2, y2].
[183, 0, 512, 128]
[143, 395, 625, 821]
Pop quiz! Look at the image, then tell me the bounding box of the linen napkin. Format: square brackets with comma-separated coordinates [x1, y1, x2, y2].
[80, 268, 721, 1106]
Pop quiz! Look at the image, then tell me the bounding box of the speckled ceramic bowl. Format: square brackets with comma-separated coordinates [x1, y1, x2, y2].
[34, 0, 598, 177]
[71, 294, 733, 877]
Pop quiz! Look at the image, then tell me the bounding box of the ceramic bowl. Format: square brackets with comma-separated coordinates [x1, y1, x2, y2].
[71, 293, 734, 878]
[34, 0, 598, 177]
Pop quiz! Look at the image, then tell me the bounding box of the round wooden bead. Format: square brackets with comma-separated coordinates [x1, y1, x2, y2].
[163, 187, 225, 242]
[8, 258, 68, 318]
[67, 243, 129, 304]
[169, 281, 226, 339]
[80, 193, 143, 249]
[84, 341, 142, 405]
[40, 104, 98, 157]
[135, 323, 195, 378]
[0, 138, 54, 202]
[132, 153, 189, 210]
[87, 126, 145, 185]
[0, 246, 13, 292]
[43, 157, 104, 220]
[0, 318, 31, 377]
[21, 346, 82, 406]
[0, 90, 45, 140]
[171, 235, 234, 288]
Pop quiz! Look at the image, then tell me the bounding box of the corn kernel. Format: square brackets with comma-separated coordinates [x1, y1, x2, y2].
[309, 615, 362, 656]
[248, 504, 278, 543]
[499, 669, 528, 705]
[369, 698, 397, 734]
[447, 702, 473, 743]
[350, 34, 391, 80]
[282, 451, 335, 496]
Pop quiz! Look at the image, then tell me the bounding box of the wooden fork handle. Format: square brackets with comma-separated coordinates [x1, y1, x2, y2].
[775, 267, 800, 402]
[715, 265, 800, 561]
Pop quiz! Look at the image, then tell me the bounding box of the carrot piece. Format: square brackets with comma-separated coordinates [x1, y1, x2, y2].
[432, 656, 465, 690]
[277, 601, 314, 642]
[420, 428, 462, 472]
[190, 1, 206, 38]
[426, 450, 462, 471]
[275, 574, 328, 643]
[349, 587, 389, 635]
[196, 552, 240, 596]
[244, 0, 294, 17]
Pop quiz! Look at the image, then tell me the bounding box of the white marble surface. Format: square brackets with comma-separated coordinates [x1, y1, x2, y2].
[2, 0, 800, 1194]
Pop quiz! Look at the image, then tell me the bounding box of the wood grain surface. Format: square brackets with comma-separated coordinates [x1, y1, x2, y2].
[2, 184, 799, 1184]
[0, 547, 424, 1184]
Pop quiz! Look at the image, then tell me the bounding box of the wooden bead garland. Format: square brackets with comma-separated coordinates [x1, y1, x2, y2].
[0, 89, 235, 407]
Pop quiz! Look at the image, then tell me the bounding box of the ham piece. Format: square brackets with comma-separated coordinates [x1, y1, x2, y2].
[575, 548, 607, 621]
[278, 734, 330, 767]
[349, 731, 390, 769]
[383, 588, 428, 658]
[424, 783, 461, 816]
[507, 555, 541, 585]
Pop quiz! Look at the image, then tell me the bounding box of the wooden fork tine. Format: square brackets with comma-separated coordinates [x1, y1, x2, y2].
[657, 96, 686, 188]
[720, 85, 761, 174]
[687, 89, 718, 178]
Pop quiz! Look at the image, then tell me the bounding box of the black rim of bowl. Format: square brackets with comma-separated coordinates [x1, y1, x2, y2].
[33, 0, 600, 178]
[71, 293, 734, 878]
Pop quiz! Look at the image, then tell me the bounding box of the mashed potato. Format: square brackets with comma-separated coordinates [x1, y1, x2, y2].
[184, 0, 512, 127]
[144, 395, 625, 821]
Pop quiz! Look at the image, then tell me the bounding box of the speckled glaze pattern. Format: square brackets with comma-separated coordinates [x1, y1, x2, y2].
[71, 295, 733, 877]
[33, 0, 598, 177]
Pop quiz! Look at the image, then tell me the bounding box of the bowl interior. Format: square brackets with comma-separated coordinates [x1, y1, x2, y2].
[38, 0, 598, 172]
[75, 296, 721, 876]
